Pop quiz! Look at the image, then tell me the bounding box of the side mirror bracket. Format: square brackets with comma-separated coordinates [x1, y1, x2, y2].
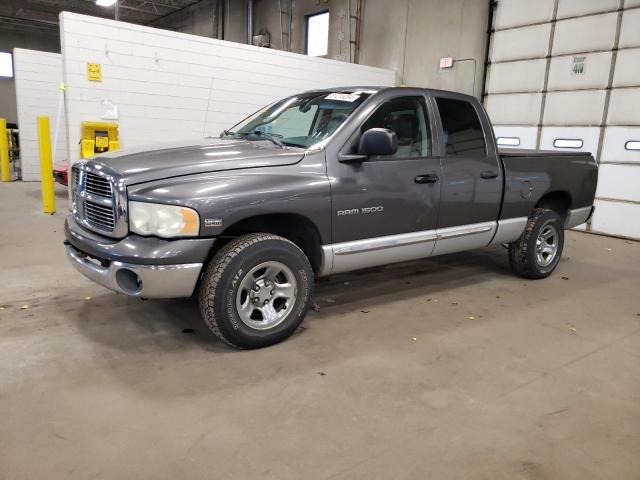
[338, 152, 368, 163]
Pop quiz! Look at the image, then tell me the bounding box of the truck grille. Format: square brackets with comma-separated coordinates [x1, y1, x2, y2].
[85, 172, 112, 198]
[71, 162, 127, 238]
[85, 200, 116, 230]
[72, 168, 80, 189]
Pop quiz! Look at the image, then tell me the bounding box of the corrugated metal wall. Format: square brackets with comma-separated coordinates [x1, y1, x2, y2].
[485, 0, 640, 239]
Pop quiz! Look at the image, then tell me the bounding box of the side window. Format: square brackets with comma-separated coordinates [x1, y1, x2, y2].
[361, 96, 431, 159]
[435, 98, 486, 156]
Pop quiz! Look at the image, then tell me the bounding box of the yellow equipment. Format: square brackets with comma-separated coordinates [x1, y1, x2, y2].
[37, 116, 55, 214]
[0, 118, 9, 182]
[80, 121, 119, 158]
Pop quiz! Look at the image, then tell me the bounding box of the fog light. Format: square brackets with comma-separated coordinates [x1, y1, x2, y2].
[116, 268, 142, 294]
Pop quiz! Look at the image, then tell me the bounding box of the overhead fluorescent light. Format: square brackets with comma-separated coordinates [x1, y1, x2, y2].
[96, 0, 117, 7]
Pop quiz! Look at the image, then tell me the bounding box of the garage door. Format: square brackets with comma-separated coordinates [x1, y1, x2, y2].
[485, 0, 640, 240]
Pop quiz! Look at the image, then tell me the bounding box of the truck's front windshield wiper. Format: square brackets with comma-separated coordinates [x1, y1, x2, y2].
[225, 130, 284, 148]
[255, 132, 284, 148]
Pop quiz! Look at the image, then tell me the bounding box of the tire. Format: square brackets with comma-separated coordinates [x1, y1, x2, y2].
[198, 233, 314, 349]
[508, 208, 565, 279]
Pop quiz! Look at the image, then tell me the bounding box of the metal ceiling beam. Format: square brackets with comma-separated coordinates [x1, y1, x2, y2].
[23, 0, 163, 22]
[146, 0, 204, 26]
[127, 0, 184, 11]
[0, 0, 204, 35]
[0, 15, 59, 33]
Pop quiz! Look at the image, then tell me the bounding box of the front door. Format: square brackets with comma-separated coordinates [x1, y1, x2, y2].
[328, 94, 441, 244]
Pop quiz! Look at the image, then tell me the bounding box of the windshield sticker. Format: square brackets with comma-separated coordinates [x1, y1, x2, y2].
[325, 93, 361, 102]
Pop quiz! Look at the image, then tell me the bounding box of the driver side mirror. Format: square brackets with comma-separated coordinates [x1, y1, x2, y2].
[339, 128, 398, 163]
[359, 128, 398, 156]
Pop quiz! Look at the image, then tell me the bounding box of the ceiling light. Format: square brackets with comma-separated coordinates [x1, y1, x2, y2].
[96, 0, 118, 7]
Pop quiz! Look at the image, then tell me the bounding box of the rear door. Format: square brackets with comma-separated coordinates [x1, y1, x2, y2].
[433, 95, 502, 228]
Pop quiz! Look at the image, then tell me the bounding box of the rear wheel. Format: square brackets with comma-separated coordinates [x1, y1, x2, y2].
[198, 233, 313, 348]
[508, 208, 564, 279]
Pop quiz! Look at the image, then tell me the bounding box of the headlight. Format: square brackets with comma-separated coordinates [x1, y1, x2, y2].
[129, 202, 200, 238]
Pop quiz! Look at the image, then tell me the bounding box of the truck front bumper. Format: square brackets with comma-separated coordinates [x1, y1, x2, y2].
[65, 215, 215, 298]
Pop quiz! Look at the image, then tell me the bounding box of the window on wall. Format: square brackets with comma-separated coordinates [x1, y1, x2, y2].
[0, 52, 13, 78]
[496, 136, 520, 147]
[305, 11, 329, 57]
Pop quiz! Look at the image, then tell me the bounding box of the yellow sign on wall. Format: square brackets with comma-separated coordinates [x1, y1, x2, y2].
[87, 63, 102, 81]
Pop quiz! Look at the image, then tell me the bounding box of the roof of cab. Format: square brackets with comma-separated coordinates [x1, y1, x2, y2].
[302, 86, 478, 102]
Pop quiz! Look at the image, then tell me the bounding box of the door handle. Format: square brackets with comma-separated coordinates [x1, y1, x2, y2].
[414, 173, 439, 184]
[480, 170, 499, 179]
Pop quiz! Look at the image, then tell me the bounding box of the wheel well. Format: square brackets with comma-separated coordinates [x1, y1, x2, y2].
[535, 191, 571, 219]
[213, 214, 323, 274]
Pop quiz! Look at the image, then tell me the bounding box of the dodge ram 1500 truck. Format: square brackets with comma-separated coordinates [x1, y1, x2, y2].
[65, 87, 598, 348]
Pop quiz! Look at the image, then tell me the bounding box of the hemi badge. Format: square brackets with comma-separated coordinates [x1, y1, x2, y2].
[204, 218, 223, 227]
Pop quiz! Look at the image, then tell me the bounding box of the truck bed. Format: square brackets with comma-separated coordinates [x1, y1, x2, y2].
[498, 149, 598, 221]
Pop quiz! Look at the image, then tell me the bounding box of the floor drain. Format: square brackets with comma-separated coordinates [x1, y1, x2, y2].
[182, 328, 195, 334]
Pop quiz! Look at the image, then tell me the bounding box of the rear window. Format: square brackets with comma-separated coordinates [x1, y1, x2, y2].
[435, 98, 486, 156]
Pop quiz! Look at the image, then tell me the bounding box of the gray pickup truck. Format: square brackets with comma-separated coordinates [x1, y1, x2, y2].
[65, 87, 598, 348]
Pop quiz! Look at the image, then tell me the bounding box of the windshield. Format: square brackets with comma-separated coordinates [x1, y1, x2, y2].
[223, 91, 373, 148]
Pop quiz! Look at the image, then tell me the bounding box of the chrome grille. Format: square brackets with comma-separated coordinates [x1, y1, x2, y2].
[72, 167, 80, 189]
[71, 162, 127, 238]
[85, 172, 112, 198]
[85, 200, 116, 230]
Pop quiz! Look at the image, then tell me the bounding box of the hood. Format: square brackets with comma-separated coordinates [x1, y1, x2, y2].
[86, 138, 305, 185]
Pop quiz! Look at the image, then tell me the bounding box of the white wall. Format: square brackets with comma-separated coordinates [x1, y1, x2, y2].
[13, 49, 68, 181]
[59, 12, 396, 165]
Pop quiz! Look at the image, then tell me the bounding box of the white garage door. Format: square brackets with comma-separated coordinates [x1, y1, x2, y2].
[485, 0, 640, 240]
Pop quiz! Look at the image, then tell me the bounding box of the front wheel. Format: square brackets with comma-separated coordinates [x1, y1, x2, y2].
[508, 208, 565, 279]
[198, 233, 314, 348]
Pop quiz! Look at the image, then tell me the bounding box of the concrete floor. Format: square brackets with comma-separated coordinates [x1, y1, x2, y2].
[1, 181, 639, 480]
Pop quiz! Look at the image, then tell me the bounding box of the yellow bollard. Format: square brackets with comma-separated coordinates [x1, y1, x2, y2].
[37, 116, 56, 214]
[0, 118, 10, 182]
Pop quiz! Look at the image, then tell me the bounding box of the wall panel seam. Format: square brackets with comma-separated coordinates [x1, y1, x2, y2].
[595, 0, 625, 170]
[536, 0, 560, 149]
[493, 7, 637, 33]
